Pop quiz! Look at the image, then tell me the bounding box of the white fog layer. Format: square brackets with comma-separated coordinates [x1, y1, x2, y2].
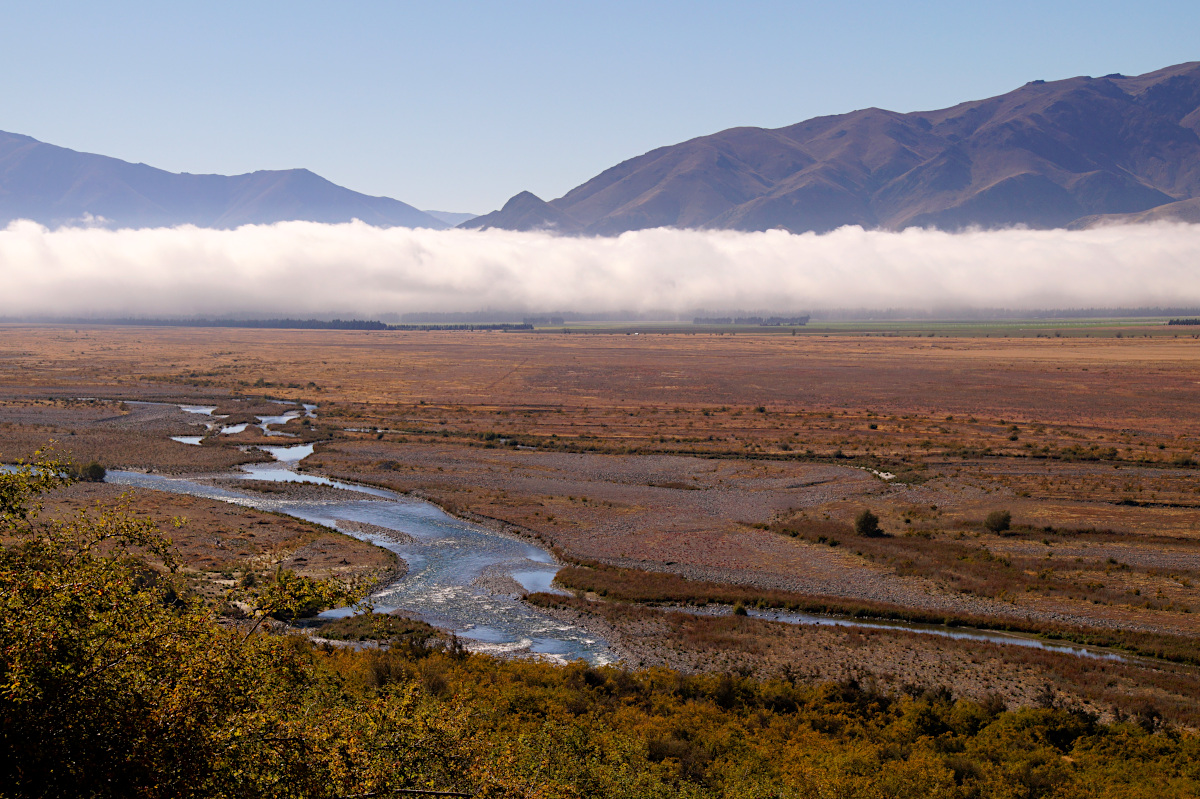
[1, 220, 1198, 317]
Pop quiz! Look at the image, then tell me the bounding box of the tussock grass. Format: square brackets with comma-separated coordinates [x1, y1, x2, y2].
[765, 514, 1200, 614]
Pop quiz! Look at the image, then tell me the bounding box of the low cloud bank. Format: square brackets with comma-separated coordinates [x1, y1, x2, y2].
[1, 220, 1198, 318]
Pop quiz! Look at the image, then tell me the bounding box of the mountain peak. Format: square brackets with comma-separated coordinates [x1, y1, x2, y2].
[459, 190, 582, 233]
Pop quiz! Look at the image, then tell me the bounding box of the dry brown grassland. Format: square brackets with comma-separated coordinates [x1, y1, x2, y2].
[1, 323, 1198, 721]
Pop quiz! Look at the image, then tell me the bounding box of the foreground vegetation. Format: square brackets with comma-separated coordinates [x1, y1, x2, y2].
[3, 459, 1200, 797]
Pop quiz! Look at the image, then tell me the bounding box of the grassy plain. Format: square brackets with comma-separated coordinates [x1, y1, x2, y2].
[1, 322, 1199, 721]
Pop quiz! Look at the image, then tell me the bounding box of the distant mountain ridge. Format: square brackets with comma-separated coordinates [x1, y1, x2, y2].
[422, 209, 478, 226]
[0, 130, 446, 229]
[463, 61, 1200, 235]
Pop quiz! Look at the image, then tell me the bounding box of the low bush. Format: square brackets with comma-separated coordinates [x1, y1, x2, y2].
[855, 509, 884, 537]
[78, 460, 106, 482]
[984, 510, 1012, 533]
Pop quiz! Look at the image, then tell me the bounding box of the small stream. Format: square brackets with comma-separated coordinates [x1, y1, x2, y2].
[702, 607, 1129, 663]
[106, 401, 1143, 666]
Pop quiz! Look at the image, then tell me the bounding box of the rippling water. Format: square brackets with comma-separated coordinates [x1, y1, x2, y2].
[108, 450, 615, 664]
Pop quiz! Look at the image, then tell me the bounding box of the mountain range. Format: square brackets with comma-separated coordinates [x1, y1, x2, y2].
[0, 129, 448, 229]
[4, 61, 1200, 235]
[464, 61, 1200, 235]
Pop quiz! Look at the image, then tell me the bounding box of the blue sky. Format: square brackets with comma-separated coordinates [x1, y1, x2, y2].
[2, 1, 1197, 213]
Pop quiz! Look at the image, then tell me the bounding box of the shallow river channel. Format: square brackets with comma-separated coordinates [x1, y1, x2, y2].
[109, 405, 616, 664]
[103, 402, 1139, 667]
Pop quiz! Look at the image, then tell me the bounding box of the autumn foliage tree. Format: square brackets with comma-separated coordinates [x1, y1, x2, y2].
[0, 454, 471, 798]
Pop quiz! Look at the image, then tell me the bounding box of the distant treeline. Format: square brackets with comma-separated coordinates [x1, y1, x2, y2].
[14, 317, 392, 330]
[694, 316, 811, 326]
[12, 306, 1200, 328]
[400, 310, 670, 324]
[386, 323, 532, 331]
[2, 317, 531, 331]
[172, 318, 390, 330]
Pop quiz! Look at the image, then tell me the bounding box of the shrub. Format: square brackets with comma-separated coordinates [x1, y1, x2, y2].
[78, 461, 106, 482]
[984, 510, 1012, 533]
[854, 509, 883, 537]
